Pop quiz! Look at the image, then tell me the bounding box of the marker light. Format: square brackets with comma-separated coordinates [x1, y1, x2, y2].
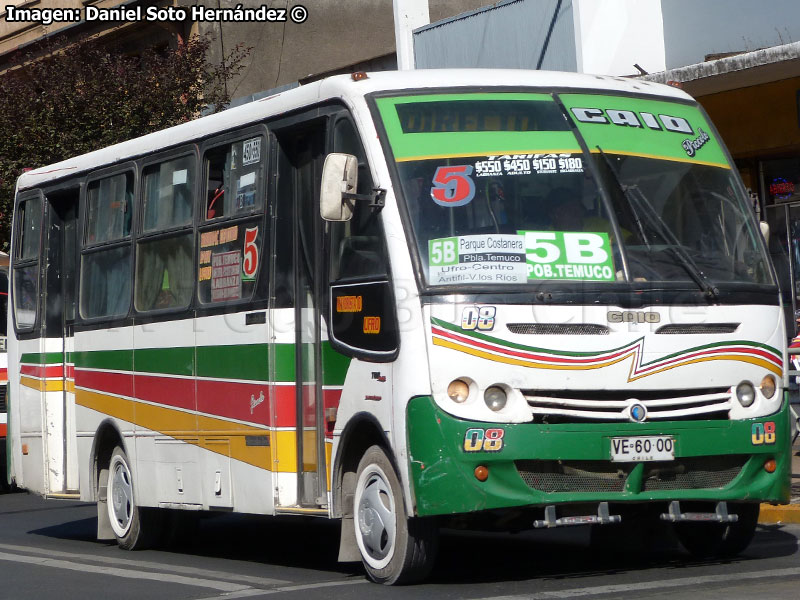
[484, 386, 508, 412]
[447, 379, 470, 403]
[760, 375, 777, 399]
[735, 381, 756, 407]
[764, 459, 777, 473]
[474, 465, 489, 481]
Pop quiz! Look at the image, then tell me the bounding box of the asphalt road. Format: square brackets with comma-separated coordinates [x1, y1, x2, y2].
[0, 491, 798, 599]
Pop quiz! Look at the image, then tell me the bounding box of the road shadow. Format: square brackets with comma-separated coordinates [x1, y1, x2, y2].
[24, 509, 799, 585]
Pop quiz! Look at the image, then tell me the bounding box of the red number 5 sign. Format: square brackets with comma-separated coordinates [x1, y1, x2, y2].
[430, 165, 476, 207]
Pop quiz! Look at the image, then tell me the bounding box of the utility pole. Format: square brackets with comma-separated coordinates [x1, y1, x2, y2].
[393, 0, 430, 70]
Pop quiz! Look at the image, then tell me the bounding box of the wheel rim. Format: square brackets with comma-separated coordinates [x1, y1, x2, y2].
[108, 455, 134, 538]
[355, 464, 396, 569]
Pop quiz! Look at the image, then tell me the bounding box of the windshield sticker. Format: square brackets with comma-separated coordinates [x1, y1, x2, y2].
[519, 230, 615, 281]
[475, 154, 583, 177]
[560, 94, 729, 169]
[431, 165, 476, 207]
[428, 235, 527, 285]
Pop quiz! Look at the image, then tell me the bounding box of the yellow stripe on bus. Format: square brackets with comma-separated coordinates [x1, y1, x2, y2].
[434, 337, 783, 380]
[75, 389, 326, 474]
[20, 376, 64, 392]
[432, 337, 631, 370]
[627, 354, 782, 381]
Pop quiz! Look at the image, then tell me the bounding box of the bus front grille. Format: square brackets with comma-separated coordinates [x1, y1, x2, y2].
[523, 387, 732, 423]
[516, 460, 629, 493]
[640, 455, 746, 491]
[0, 384, 6, 413]
[515, 455, 746, 494]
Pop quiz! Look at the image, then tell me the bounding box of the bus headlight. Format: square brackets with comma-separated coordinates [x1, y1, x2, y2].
[484, 386, 507, 412]
[447, 379, 470, 403]
[760, 375, 776, 399]
[736, 381, 756, 407]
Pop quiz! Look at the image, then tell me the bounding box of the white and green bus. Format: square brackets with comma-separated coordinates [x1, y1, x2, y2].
[7, 69, 791, 584]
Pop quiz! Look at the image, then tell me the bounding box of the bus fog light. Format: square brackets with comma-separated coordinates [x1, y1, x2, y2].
[736, 382, 756, 407]
[474, 465, 489, 481]
[760, 375, 776, 399]
[447, 379, 470, 403]
[484, 386, 507, 411]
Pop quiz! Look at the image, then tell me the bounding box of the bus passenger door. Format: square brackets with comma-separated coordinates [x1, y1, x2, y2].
[273, 125, 327, 508]
[42, 188, 80, 494]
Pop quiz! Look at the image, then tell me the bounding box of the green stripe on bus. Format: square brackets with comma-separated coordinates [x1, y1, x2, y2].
[69, 342, 350, 386]
[72, 350, 133, 372]
[20, 352, 64, 365]
[431, 316, 781, 360]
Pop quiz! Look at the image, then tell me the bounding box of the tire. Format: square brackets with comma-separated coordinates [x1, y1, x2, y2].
[106, 446, 162, 550]
[353, 445, 438, 585]
[674, 502, 759, 558]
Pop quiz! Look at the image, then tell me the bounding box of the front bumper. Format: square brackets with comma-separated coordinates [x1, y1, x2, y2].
[406, 395, 791, 517]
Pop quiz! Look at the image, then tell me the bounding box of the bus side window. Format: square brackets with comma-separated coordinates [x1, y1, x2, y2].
[198, 134, 266, 306]
[204, 136, 265, 221]
[81, 172, 134, 319]
[136, 155, 196, 312]
[142, 156, 194, 232]
[329, 118, 387, 282]
[12, 196, 42, 330]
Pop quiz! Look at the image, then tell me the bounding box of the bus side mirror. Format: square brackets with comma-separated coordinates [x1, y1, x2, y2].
[320, 153, 357, 222]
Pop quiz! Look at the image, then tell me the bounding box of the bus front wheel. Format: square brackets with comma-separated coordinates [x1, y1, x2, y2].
[674, 502, 759, 558]
[106, 446, 161, 550]
[353, 445, 438, 584]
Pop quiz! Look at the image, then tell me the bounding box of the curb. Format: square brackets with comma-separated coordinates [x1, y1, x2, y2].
[759, 503, 800, 524]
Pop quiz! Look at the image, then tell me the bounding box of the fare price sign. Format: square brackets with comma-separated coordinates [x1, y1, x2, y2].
[520, 231, 615, 281]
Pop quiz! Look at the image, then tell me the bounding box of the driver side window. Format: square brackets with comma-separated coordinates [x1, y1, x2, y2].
[328, 118, 388, 282]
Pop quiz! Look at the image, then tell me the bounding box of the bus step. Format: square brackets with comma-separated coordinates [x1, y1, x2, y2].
[659, 501, 739, 523]
[533, 502, 621, 529]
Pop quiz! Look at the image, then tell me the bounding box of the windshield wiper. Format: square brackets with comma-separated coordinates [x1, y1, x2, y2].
[596, 146, 720, 300]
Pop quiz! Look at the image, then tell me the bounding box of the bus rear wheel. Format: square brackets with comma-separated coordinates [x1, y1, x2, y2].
[353, 445, 438, 585]
[106, 446, 161, 550]
[674, 502, 759, 558]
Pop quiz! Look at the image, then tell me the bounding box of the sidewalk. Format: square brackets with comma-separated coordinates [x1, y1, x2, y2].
[759, 438, 800, 524]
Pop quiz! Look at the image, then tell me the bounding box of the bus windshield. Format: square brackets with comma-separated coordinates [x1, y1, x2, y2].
[375, 92, 773, 289]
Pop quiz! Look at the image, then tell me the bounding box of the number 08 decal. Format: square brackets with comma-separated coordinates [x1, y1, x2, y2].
[751, 421, 776, 445]
[463, 428, 505, 453]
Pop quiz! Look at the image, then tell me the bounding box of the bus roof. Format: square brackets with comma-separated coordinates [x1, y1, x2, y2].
[15, 69, 692, 192]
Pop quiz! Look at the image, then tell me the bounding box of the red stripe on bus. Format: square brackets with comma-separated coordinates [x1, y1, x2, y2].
[75, 369, 343, 428]
[20, 364, 64, 379]
[75, 369, 133, 398]
[134, 374, 195, 412]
